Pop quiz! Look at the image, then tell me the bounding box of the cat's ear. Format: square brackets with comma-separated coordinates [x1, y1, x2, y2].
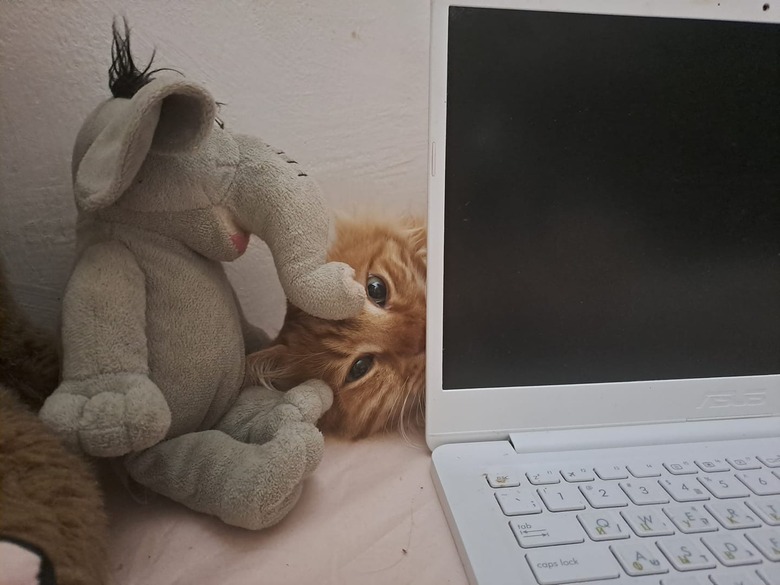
[246, 344, 298, 390]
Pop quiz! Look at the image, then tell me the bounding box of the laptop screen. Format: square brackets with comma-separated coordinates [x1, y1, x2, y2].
[443, 7, 780, 391]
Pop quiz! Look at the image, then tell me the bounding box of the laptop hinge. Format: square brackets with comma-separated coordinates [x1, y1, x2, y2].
[508, 416, 780, 454]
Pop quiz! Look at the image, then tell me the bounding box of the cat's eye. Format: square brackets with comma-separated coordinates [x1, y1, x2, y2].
[366, 275, 388, 307]
[346, 355, 374, 382]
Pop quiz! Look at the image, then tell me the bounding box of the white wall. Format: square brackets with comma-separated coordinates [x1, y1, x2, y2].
[0, 0, 429, 335]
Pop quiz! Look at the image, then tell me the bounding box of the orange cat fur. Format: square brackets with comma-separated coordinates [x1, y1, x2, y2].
[247, 216, 427, 439]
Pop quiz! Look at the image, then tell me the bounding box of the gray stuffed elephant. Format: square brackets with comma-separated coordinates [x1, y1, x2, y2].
[39, 26, 365, 530]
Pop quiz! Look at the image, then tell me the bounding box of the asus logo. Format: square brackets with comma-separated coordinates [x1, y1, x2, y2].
[697, 390, 767, 409]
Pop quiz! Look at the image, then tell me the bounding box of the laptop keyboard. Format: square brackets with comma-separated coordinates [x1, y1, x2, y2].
[486, 452, 780, 584]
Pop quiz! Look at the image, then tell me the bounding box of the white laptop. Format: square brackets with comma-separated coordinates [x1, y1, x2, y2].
[425, 1, 780, 584]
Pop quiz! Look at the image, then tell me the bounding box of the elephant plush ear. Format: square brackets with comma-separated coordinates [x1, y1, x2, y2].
[74, 76, 217, 211]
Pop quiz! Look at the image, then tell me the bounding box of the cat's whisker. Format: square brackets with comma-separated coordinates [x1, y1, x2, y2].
[398, 377, 417, 448]
[416, 386, 425, 425]
[384, 379, 406, 433]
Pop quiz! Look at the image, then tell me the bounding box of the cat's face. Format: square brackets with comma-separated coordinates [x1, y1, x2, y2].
[247, 216, 426, 439]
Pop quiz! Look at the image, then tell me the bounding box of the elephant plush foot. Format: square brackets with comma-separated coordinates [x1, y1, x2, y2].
[125, 380, 333, 529]
[125, 424, 325, 530]
[39, 373, 171, 457]
[289, 261, 366, 320]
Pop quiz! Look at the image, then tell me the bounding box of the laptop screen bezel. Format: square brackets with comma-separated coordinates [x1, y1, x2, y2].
[426, 0, 780, 450]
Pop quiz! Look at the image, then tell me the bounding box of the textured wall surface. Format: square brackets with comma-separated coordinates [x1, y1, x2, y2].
[0, 0, 429, 335]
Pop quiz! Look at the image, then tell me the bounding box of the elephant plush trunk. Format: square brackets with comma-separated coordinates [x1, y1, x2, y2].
[227, 134, 365, 320]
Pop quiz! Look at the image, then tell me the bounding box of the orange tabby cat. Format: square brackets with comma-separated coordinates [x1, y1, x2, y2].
[247, 215, 426, 439]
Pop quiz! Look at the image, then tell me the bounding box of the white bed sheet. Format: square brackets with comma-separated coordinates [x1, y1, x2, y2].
[106, 431, 468, 585]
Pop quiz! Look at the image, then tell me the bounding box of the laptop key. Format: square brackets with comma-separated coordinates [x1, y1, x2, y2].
[664, 461, 699, 475]
[727, 456, 762, 471]
[701, 533, 762, 566]
[745, 497, 780, 525]
[526, 469, 561, 485]
[709, 569, 765, 585]
[621, 508, 675, 537]
[525, 544, 620, 584]
[656, 536, 717, 571]
[735, 470, 780, 496]
[578, 482, 629, 508]
[745, 527, 780, 561]
[485, 468, 522, 488]
[663, 504, 718, 533]
[658, 476, 709, 502]
[627, 462, 662, 478]
[594, 464, 628, 480]
[610, 541, 669, 576]
[758, 563, 780, 585]
[577, 510, 630, 541]
[660, 575, 711, 585]
[509, 515, 584, 548]
[698, 474, 752, 499]
[538, 485, 586, 512]
[705, 501, 761, 529]
[494, 488, 543, 516]
[619, 479, 670, 505]
[757, 454, 780, 468]
[695, 459, 730, 473]
[560, 466, 594, 482]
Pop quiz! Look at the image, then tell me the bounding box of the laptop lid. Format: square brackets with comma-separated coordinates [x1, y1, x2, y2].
[426, 0, 780, 450]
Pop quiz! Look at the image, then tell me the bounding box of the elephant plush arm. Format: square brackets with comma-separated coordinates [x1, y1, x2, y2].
[39, 242, 171, 456]
[60, 241, 149, 378]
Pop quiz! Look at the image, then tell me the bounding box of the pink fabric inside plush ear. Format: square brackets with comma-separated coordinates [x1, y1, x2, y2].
[0, 540, 44, 585]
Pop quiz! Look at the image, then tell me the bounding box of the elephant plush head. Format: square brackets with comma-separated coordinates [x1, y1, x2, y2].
[71, 26, 365, 320]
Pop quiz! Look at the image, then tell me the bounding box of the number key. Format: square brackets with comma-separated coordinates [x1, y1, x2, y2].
[697, 474, 751, 499]
[619, 480, 669, 505]
[579, 482, 629, 508]
[735, 470, 780, 495]
[658, 477, 709, 502]
[538, 484, 586, 512]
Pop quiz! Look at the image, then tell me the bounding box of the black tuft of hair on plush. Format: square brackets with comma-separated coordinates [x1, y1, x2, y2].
[109, 18, 177, 98]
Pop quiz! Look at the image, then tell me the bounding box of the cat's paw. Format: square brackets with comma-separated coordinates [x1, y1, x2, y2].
[289, 261, 366, 320]
[39, 374, 171, 457]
